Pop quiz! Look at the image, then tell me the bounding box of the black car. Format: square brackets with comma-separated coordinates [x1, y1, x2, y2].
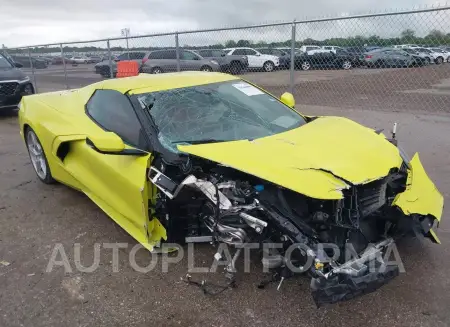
[257, 48, 291, 69]
[0, 52, 35, 111]
[10, 55, 48, 69]
[294, 49, 354, 70]
[195, 49, 248, 74]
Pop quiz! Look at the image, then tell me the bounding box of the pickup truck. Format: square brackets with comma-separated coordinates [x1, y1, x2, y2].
[195, 49, 249, 74]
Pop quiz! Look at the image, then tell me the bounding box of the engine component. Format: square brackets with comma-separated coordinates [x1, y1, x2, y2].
[239, 212, 267, 233]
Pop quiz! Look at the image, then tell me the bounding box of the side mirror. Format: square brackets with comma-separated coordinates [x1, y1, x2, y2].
[86, 132, 147, 156]
[221, 53, 226, 57]
[256, 53, 261, 56]
[14, 62, 23, 68]
[280, 92, 295, 108]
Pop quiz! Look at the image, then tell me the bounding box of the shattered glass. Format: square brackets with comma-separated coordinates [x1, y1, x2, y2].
[137, 81, 306, 152]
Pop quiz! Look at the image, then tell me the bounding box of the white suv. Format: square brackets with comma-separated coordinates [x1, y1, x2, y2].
[224, 47, 279, 72]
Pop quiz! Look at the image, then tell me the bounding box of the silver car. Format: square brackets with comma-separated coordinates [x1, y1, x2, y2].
[141, 49, 221, 74]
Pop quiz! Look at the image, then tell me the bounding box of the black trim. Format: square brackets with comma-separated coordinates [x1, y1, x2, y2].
[86, 138, 148, 156]
[84, 89, 152, 152]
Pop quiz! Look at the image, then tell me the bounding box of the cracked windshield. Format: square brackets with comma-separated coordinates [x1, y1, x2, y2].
[137, 81, 306, 151]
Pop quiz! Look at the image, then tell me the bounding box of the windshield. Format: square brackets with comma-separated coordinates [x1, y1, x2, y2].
[0, 53, 14, 69]
[136, 81, 306, 152]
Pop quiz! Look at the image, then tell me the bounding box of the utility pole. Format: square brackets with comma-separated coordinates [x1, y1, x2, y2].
[121, 28, 130, 59]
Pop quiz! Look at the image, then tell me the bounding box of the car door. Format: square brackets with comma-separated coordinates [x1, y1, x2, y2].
[180, 50, 202, 70]
[63, 89, 155, 247]
[232, 49, 251, 66]
[244, 49, 261, 68]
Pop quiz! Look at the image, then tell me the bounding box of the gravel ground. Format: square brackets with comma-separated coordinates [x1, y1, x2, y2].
[1, 66, 450, 327]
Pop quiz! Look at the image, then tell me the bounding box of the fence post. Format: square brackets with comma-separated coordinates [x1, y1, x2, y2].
[60, 43, 69, 89]
[289, 20, 296, 95]
[27, 47, 38, 93]
[175, 32, 180, 72]
[107, 39, 113, 79]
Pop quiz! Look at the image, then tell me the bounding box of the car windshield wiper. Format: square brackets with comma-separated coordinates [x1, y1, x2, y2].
[172, 139, 232, 145]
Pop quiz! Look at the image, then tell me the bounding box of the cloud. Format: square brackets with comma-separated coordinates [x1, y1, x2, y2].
[1, 0, 447, 47]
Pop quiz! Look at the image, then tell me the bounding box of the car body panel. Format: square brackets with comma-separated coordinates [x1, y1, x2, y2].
[393, 153, 444, 221]
[18, 85, 168, 251]
[179, 116, 403, 199]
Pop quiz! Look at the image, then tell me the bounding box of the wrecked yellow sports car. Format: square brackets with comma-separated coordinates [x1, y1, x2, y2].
[19, 72, 443, 306]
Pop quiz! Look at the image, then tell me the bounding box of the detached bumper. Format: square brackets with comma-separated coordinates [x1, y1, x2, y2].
[311, 262, 399, 307]
[310, 238, 399, 306]
[393, 153, 444, 242]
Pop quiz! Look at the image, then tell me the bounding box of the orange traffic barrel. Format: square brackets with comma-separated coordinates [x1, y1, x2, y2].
[116, 61, 139, 78]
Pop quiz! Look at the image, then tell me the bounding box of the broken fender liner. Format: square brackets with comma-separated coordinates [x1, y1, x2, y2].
[310, 263, 399, 307]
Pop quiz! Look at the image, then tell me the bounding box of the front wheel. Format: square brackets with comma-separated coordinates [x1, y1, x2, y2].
[151, 67, 164, 74]
[342, 60, 352, 70]
[301, 61, 311, 71]
[436, 57, 444, 65]
[263, 61, 275, 72]
[25, 128, 55, 184]
[200, 65, 213, 72]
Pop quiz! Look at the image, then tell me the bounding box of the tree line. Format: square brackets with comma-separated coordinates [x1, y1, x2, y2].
[6, 29, 450, 54]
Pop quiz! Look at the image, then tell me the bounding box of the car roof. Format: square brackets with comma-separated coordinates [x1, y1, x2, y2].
[92, 72, 239, 94]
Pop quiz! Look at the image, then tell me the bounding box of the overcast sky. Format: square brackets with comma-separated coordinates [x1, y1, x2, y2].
[1, 0, 448, 48]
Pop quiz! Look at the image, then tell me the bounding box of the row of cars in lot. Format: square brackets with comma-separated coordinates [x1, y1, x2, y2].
[6, 54, 105, 69]
[93, 45, 450, 77]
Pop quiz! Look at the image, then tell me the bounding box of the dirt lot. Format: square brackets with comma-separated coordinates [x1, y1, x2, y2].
[1, 65, 450, 327]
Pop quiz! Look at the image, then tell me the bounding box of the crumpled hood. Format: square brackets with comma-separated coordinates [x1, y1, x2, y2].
[178, 116, 403, 200]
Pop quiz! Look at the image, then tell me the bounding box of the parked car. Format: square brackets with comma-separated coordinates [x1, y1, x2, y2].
[87, 55, 103, 63]
[0, 52, 34, 111]
[70, 56, 90, 64]
[51, 56, 64, 65]
[294, 49, 354, 70]
[10, 55, 48, 69]
[308, 46, 345, 55]
[403, 48, 431, 64]
[343, 46, 369, 66]
[195, 49, 248, 74]
[364, 48, 424, 68]
[298, 45, 322, 54]
[223, 47, 280, 72]
[141, 49, 221, 74]
[95, 51, 147, 77]
[429, 48, 450, 63]
[393, 44, 420, 49]
[256, 48, 290, 69]
[19, 72, 443, 307]
[415, 48, 445, 64]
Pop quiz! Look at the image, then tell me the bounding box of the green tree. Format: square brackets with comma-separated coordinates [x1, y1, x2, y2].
[401, 29, 415, 39]
[225, 40, 237, 48]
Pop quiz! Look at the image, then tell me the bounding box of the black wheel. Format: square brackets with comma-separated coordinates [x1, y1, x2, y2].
[25, 127, 55, 184]
[300, 61, 311, 71]
[151, 67, 164, 74]
[374, 60, 383, 68]
[263, 61, 275, 72]
[200, 65, 213, 72]
[229, 61, 242, 75]
[436, 57, 444, 65]
[426, 57, 431, 65]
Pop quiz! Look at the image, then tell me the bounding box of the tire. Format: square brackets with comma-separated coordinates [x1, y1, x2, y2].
[25, 127, 55, 184]
[200, 65, 213, 72]
[426, 57, 431, 65]
[151, 67, 164, 74]
[229, 61, 242, 75]
[435, 57, 444, 65]
[374, 60, 383, 68]
[342, 60, 352, 70]
[447, 56, 450, 63]
[263, 61, 275, 72]
[300, 61, 311, 71]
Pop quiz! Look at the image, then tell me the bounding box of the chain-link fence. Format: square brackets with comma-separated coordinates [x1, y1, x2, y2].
[3, 5, 450, 113]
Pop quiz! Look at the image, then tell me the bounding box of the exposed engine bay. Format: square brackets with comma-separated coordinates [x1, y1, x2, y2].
[147, 153, 437, 306]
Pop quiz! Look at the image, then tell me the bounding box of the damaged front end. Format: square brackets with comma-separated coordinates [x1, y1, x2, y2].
[147, 141, 443, 306]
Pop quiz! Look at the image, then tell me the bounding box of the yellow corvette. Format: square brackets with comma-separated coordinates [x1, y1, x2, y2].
[19, 72, 443, 306]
